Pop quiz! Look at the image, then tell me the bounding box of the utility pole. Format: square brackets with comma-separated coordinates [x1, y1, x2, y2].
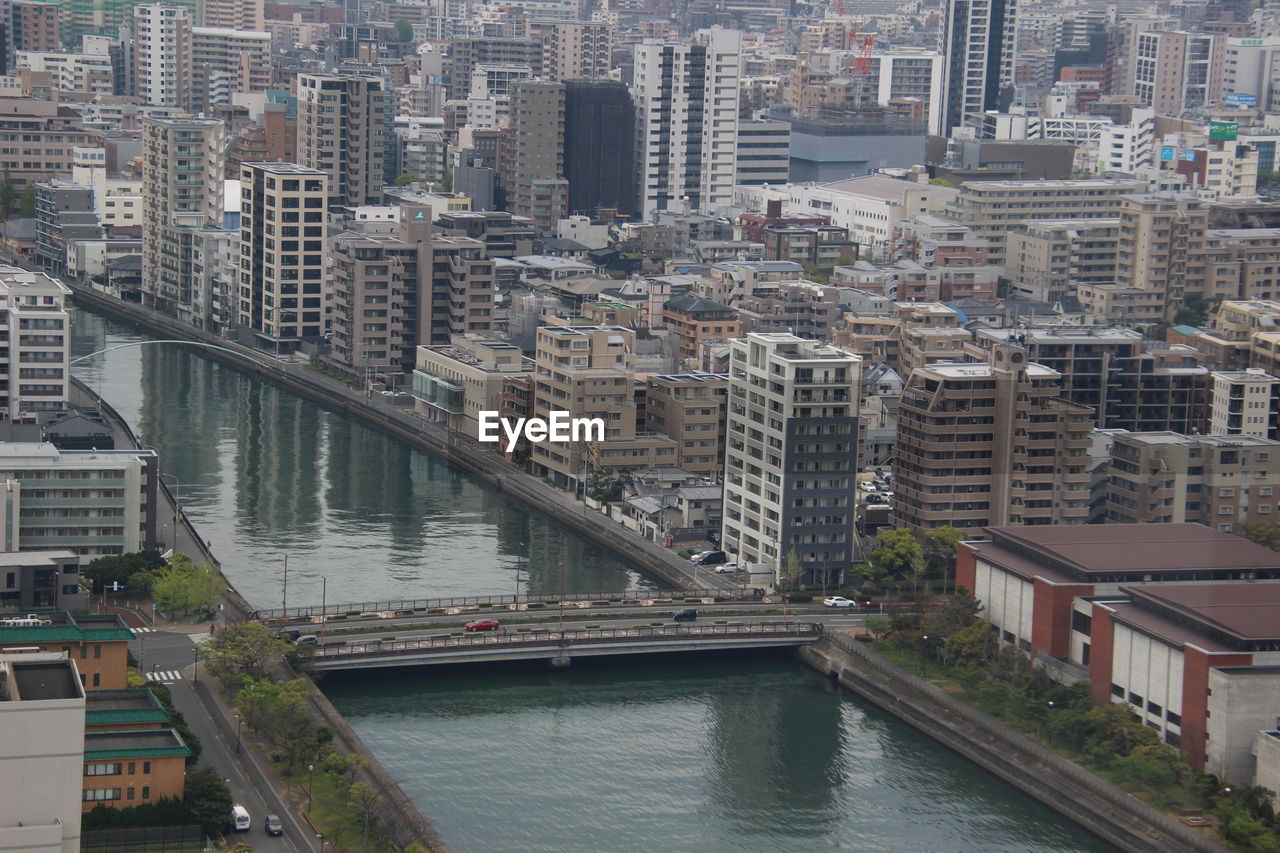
[282, 553, 289, 619]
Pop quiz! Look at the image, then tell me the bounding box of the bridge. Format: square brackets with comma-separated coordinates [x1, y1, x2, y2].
[301, 621, 824, 672]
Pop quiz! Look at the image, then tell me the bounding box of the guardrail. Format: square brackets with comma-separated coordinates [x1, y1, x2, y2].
[308, 621, 824, 664]
[253, 588, 749, 621]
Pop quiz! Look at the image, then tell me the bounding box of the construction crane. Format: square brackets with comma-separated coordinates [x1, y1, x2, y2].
[831, 1, 875, 75]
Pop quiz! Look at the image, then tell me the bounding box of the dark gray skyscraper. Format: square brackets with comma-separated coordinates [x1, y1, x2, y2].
[564, 79, 636, 218]
[940, 0, 1018, 134]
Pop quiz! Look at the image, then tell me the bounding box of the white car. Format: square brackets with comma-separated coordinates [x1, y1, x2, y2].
[713, 563, 740, 574]
[824, 596, 857, 608]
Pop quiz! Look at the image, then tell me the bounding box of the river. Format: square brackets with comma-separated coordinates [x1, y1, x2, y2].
[70, 306, 1114, 853]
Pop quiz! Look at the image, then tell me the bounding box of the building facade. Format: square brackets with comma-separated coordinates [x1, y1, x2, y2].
[297, 74, 387, 209]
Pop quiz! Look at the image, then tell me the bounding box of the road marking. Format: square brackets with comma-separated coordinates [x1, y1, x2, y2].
[130, 627, 156, 634]
[190, 633, 211, 644]
[145, 670, 181, 683]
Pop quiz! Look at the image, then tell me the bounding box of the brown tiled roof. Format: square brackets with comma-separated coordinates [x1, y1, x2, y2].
[1121, 581, 1280, 643]
[1101, 599, 1236, 653]
[986, 524, 1280, 575]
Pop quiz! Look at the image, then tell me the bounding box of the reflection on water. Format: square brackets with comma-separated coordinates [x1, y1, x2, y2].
[325, 652, 1116, 853]
[70, 308, 649, 608]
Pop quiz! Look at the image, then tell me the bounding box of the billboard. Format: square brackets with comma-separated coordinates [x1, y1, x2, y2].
[1225, 93, 1257, 107]
[1160, 146, 1176, 161]
[1181, 148, 1198, 162]
[1210, 120, 1239, 141]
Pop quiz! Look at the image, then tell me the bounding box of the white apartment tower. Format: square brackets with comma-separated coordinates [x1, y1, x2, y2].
[297, 73, 388, 209]
[1210, 369, 1280, 437]
[0, 267, 71, 422]
[940, 0, 1018, 134]
[721, 333, 862, 586]
[133, 4, 193, 108]
[632, 27, 742, 220]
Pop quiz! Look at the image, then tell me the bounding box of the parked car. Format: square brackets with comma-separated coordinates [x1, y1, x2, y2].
[689, 550, 715, 562]
[275, 628, 302, 642]
[692, 550, 727, 566]
[264, 815, 283, 837]
[672, 608, 698, 622]
[824, 596, 857, 608]
[465, 618, 501, 632]
[713, 563, 741, 574]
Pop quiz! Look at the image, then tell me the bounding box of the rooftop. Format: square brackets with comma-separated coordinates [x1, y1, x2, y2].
[4, 660, 82, 701]
[84, 728, 191, 761]
[86, 689, 169, 726]
[975, 326, 1143, 344]
[1122, 581, 1280, 644]
[0, 611, 132, 644]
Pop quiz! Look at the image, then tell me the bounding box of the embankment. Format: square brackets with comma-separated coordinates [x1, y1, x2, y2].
[798, 633, 1230, 853]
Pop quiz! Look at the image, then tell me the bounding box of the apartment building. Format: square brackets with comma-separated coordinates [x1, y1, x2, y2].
[0, 266, 70, 421]
[141, 117, 225, 326]
[645, 373, 729, 477]
[632, 28, 741, 219]
[1005, 219, 1120, 304]
[446, 37, 543, 101]
[899, 325, 971, 375]
[11, 0, 59, 53]
[0, 612, 133, 690]
[939, 0, 1018, 134]
[34, 181, 99, 277]
[0, 651, 84, 853]
[529, 325, 678, 488]
[1132, 31, 1222, 114]
[133, 4, 193, 108]
[563, 79, 636, 219]
[1203, 229, 1280, 302]
[941, 179, 1147, 267]
[202, 0, 265, 30]
[892, 214, 989, 266]
[237, 162, 328, 349]
[893, 348, 1093, 533]
[735, 119, 791, 189]
[81, 729, 191, 811]
[426, 237, 495, 346]
[1210, 369, 1280, 437]
[297, 74, 387, 209]
[721, 333, 861, 584]
[412, 336, 530, 435]
[0, 98, 96, 188]
[506, 80, 568, 235]
[529, 20, 611, 82]
[737, 281, 843, 340]
[663, 293, 740, 364]
[1105, 432, 1280, 528]
[969, 327, 1210, 433]
[1114, 193, 1208, 321]
[190, 27, 271, 113]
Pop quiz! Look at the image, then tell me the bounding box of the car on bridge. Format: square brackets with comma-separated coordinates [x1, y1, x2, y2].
[465, 618, 501, 632]
[823, 596, 857, 608]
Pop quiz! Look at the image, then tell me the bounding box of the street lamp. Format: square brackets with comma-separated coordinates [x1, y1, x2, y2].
[192, 644, 198, 686]
[919, 635, 929, 677]
[308, 763, 315, 812]
[234, 714, 244, 756]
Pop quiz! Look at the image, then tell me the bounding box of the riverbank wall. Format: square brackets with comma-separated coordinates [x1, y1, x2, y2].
[67, 284, 702, 595]
[797, 634, 1230, 853]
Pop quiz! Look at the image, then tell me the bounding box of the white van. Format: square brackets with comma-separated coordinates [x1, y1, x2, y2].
[231, 804, 251, 832]
[0, 614, 51, 627]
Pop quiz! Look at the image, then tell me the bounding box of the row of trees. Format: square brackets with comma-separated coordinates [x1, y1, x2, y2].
[85, 550, 222, 618]
[858, 526, 966, 595]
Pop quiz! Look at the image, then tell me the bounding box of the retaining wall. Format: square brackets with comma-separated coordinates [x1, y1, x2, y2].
[797, 635, 1231, 853]
[68, 286, 699, 592]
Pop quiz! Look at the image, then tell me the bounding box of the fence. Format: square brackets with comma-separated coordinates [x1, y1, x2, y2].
[253, 588, 741, 621]
[813, 633, 1231, 853]
[81, 825, 205, 853]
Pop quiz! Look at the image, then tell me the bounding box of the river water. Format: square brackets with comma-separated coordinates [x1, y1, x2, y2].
[70, 307, 1114, 853]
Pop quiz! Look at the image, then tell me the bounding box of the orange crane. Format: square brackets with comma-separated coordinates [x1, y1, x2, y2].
[831, 1, 875, 75]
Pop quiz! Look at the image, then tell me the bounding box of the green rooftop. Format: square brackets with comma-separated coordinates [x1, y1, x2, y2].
[86, 689, 170, 727]
[84, 728, 190, 762]
[0, 612, 132, 644]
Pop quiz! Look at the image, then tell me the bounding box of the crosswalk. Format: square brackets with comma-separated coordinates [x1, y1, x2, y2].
[144, 670, 181, 684]
[130, 627, 156, 634]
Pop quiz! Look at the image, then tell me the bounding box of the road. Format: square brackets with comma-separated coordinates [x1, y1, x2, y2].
[132, 629, 310, 853]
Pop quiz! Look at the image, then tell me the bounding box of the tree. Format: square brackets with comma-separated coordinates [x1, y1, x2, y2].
[199, 621, 292, 678]
[782, 549, 804, 588]
[923, 526, 965, 593]
[861, 528, 924, 593]
[864, 616, 890, 639]
[1238, 519, 1280, 552]
[184, 768, 232, 835]
[84, 549, 166, 593]
[393, 172, 417, 186]
[394, 19, 414, 41]
[151, 554, 221, 616]
[350, 781, 382, 851]
[0, 170, 15, 219]
[19, 182, 35, 219]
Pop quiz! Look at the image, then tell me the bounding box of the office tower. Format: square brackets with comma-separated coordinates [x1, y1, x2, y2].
[506, 80, 567, 235]
[0, 267, 69, 421]
[632, 28, 742, 220]
[939, 0, 1018, 134]
[721, 332, 862, 585]
[563, 79, 636, 218]
[190, 26, 271, 113]
[201, 0, 264, 30]
[133, 4, 193, 108]
[893, 347, 1093, 533]
[331, 203, 432, 379]
[1132, 31, 1222, 114]
[141, 117, 225, 325]
[1210, 369, 1280, 437]
[297, 74, 387, 209]
[237, 163, 328, 349]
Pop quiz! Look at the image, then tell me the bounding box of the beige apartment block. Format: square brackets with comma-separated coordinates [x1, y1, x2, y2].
[893, 348, 1093, 533]
[530, 21, 612, 82]
[1076, 282, 1166, 326]
[202, 0, 265, 30]
[1105, 432, 1280, 529]
[530, 325, 678, 488]
[190, 27, 271, 112]
[412, 336, 531, 433]
[1114, 193, 1208, 322]
[1005, 218, 1120, 304]
[427, 237, 495, 345]
[1204, 229, 1280, 302]
[645, 373, 728, 477]
[1210, 369, 1280, 438]
[297, 74, 387, 209]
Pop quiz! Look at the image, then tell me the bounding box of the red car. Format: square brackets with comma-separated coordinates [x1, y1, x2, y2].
[464, 618, 501, 632]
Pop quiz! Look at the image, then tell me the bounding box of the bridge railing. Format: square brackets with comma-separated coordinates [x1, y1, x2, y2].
[254, 588, 751, 621]
[306, 621, 824, 664]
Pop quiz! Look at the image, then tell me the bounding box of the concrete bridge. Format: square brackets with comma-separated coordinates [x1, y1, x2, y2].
[302, 621, 824, 672]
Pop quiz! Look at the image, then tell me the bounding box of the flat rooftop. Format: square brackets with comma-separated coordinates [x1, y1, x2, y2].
[84, 729, 190, 761]
[975, 326, 1142, 344]
[7, 661, 81, 701]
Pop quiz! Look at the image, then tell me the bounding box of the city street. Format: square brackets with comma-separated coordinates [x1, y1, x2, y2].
[130, 629, 309, 853]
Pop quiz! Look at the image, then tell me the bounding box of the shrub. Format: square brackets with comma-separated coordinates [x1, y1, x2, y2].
[477, 602, 492, 608]
[786, 594, 813, 603]
[345, 610, 360, 616]
[381, 636, 396, 642]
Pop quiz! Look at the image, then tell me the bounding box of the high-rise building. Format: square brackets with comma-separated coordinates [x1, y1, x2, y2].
[531, 21, 611, 82]
[1114, 193, 1208, 322]
[1004, 218, 1120, 303]
[721, 332, 862, 585]
[141, 117, 225, 325]
[563, 79, 636, 218]
[0, 266, 70, 422]
[11, 0, 58, 53]
[237, 162, 328, 349]
[426, 237, 495, 345]
[133, 4, 193, 108]
[939, 0, 1018, 134]
[645, 373, 729, 478]
[632, 28, 741, 220]
[34, 181, 100, 277]
[447, 37, 543, 101]
[506, 80, 567, 236]
[1132, 31, 1222, 114]
[190, 27, 271, 113]
[734, 120, 790, 188]
[1209, 369, 1280, 437]
[297, 74, 387, 209]
[201, 0, 263, 30]
[893, 347, 1093, 532]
